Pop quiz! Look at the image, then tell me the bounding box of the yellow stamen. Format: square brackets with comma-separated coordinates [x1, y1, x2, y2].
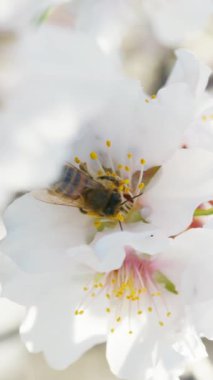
[94, 220, 102, 229]
[106, 140, 112, 148]
[148, 307, 153, 313]
[90, 151, 98, 160]
[127, 153, 133, 159]
[138, 183, 145, 190]
[138, 288, 147, 294]
[137, 310, 143, 315]
[159, 321, 164, 327]
[140, 158, 146, 165]
[74, 156, 81, 164]
[110, 328, 115, 333]
[125, 166, 130, 172]
[128, 330, 133, 335]
[116, 213, 125, 222]
[117, 164, 123, 170]
[106, 308, 111, 313]
[116, 317, 122, 323]
[151, 94, 156, 99]
[123, 179, 130, 184]
[83, 287, 88, 292]
[145, 99, 149, 103]
[166, 312, 172, 318]
[151, 292, 161, 297]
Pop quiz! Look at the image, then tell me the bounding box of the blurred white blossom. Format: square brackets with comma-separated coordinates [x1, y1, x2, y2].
[168, 50, 213, 153]
[1, 0, 211, 55]
[48, 0, 213, 52]
[142, 0, 213, 47]
[0, 0, 68, 30]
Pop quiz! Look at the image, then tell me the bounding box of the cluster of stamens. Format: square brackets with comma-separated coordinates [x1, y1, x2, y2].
[74, 250, 178, 335]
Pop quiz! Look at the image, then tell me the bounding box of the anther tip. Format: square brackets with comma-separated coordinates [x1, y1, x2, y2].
[74, 156, 81, 164]
[90, 151, 98, 160]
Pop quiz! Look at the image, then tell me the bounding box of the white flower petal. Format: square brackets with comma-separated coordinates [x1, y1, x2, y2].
[0, 218, 6, 240]
[168, 49, 211, 98]
[107, 320, 185, 379]
[189, 299, 213, 340]
[137, 83, 195, 166]
[0, 253, 67, 305]
[173, 324, 207, 361]
[106, 316, 150, 379]
[184, 103, 213, 152]
[143, 0, 213, 46]
[0, 0, 67, 30]
[1, 193, 91, 272]
[0, 25, 126, 200]
[143, 149, 213, 236]
[68, 0, 136, 52]
[66, 230, 169, 273]
[71, 82, 195, 168]
[20, 285, 107, 369]
[93, 230, 170, 267]
[176, 229, 213, 305]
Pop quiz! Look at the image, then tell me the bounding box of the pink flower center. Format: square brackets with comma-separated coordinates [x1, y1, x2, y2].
[75, 248, 178, 334]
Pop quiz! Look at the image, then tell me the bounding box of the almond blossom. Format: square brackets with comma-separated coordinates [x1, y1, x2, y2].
[1, 210, 213, 379]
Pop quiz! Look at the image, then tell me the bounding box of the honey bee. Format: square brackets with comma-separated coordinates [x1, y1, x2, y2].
[35, 163, 133, 219]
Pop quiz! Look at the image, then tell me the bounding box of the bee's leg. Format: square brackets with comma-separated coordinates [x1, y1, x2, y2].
[119, 221, 123, 231]
[79, 208, 88, 214]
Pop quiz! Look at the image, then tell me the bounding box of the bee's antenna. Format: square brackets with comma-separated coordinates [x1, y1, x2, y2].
[131, 192, 143, 200]
[120, 192, 143, 206]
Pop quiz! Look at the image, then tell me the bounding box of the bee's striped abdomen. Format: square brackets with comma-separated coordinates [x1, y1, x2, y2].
[52, 165, 93, 200]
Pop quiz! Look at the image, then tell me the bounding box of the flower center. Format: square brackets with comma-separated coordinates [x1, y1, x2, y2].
[73, 140, 159, 230]
[74, 248, 178, 335]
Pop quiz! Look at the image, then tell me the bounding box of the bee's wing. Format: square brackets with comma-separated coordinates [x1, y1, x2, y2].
[33, 189, 82, 208]
[53, 163, 102, 197]
[33, 163, 104, 209]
